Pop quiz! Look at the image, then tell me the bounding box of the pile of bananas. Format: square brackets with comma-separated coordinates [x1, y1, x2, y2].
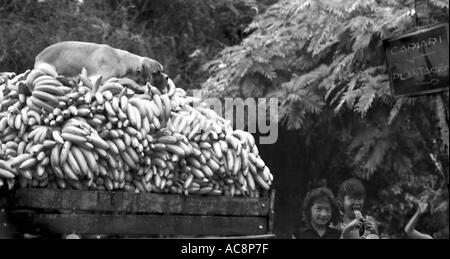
[0, 69, 273, 197]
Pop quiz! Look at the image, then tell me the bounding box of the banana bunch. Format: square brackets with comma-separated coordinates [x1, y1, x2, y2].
[0, 68, 273, 197]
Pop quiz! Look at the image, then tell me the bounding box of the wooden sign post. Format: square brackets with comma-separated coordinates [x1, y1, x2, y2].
[384, 23, 449, 184]
[386, 0, 449, 186]
[383, 23, 449, 97]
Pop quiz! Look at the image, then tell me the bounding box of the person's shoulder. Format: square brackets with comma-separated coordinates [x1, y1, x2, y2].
[328, 226, 342, 233]
[294, 227, 316, 239]
[294, 227, 311, 235]
[326, 226, 342, 238]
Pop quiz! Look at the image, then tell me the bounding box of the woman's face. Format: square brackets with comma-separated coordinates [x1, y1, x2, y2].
[343, 195, 364, 218]
[310, 200, 332, 227]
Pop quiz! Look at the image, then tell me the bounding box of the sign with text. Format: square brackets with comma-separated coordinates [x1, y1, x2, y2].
[383, 23, 449, 97]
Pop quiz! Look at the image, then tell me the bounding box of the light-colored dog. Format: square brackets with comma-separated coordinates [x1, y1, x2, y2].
[34, 41, 165, 86]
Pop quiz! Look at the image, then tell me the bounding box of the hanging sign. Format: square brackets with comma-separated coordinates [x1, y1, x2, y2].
[383, 23, 449, 97]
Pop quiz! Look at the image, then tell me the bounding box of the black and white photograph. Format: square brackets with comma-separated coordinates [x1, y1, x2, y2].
[0, 0, 448, 248]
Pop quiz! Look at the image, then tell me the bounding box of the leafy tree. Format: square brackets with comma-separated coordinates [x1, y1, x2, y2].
[203, 0, 449, 236]
[203, 0, 448, 179]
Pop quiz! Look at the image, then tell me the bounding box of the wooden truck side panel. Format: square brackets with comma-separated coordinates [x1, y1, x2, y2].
[7, 189, 275, 237]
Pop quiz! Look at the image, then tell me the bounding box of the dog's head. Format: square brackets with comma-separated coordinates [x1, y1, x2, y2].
[137, 57, 163, 82]
[137, 57, 168, 92]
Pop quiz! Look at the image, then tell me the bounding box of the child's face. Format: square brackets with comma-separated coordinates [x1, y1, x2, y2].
[310, 200, 332, 227]
[343, 195, 365, 218]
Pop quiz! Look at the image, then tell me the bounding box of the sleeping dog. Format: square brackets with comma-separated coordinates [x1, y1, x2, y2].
[34, 41, 168, 90]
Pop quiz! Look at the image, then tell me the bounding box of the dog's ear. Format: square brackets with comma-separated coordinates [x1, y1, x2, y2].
[139, 62, 151, 81]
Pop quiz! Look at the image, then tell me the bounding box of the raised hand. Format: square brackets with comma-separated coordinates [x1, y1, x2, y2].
[417, 201, 429, 215]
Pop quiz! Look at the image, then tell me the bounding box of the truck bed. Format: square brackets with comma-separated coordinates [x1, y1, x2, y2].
[4, 188, 275, 238]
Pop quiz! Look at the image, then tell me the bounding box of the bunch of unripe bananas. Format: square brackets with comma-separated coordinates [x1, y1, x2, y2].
[0, 69, 273, 197]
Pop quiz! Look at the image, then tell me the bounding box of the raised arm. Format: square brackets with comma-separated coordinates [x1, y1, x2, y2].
[404, 202, 433, 239]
